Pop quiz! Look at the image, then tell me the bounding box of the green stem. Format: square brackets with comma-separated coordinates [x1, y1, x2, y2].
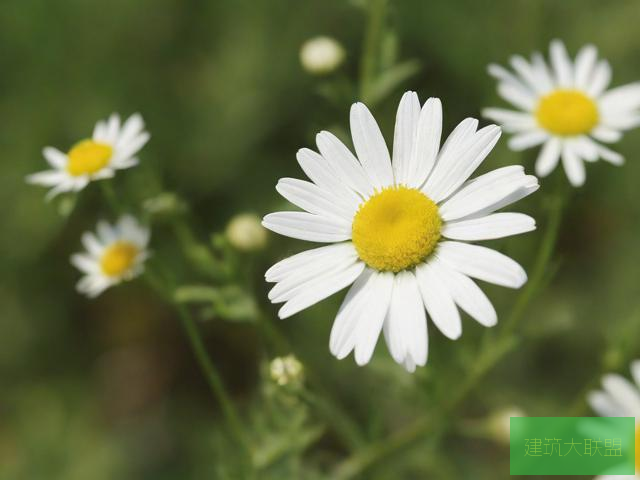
[174, 303, 250, 451]
[359, 0, 387, 101]
[332, 186, 568, 479]
[99, 181, 122, 214]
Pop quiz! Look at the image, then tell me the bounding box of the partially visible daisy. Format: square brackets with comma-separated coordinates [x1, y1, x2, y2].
[587, 360, 640, 479]
[483, 39, 640, 186]
[27, 113, 150, 199]
[71, 215, 150, 298]
[263, 91, 539, 372]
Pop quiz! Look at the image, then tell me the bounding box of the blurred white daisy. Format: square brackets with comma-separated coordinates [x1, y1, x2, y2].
[263, 91, 539, 372]
[483, 39, 640, 186]
[27, 113, 150, 199]
[71, 215, 150, 298]
[587, 360, 640, 479]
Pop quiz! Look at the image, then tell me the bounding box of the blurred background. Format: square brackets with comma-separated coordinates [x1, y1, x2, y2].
[2, 0, 640, 478]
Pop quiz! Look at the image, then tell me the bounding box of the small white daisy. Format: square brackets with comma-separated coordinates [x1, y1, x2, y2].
[587, 360, 640, 479]
[27, 113, 150, 199]
[71, 215, 150, 298]
[263, 91, 539, 372]
[483, 39, 640, 187]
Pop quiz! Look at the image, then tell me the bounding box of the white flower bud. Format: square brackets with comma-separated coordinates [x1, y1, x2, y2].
[226, 213, 268, 251]
[300, 36, 345, 75]
[269, 355, 304, 386]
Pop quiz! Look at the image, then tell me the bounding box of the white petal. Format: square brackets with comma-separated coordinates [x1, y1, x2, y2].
[415, 260, 461, 340]
[350, 102, 394, 189]
[601, 374, 640, 417]
[391, 91, 421, 186]
[81, 232, 104, 257]
[262, 212, 351, 243]
[433, 258, 497, 327]
[277, 261, 365, 319]
[424, 124, 502, 203]
[104, 113, 121, 144]
[497, 83, 536, 111]
[269, 250, 359, 303]
[587, 391, 622, 417]
[114, 132, 150, 162]
[600, 112, 640, 131]
[316, 131, 374, 197]
[439, 166, 538, 221]
[383, 271, 428, 368]
[593, 143, 624, 165]
[265, 243, 357, 282]
[631, 360, 640, 388]
[330, 270, 375, 358]
[71, 253, 99, 274]
[573, 44, 598, 90]
[97, 220, 118, 244]
[510, 55, 547, 94]
[296, 148, 362, 206]
[26, 170, 67, 186]
[488, 63, 534, 97]
[591, 126, 622, 143]
[93, 120, 108, 141]
[353, 271, 394, 365]
[507, 130, 548, 151]
[442, 213, 536, 241]
[481, 108, 537, 133]
[329, 270, 393, 366]
[568, 136, 598, 162]
[116, 113, 146, 149]
[276, 178, 356, 222]
[598, 82, 640, 112]
[586, 60, 611, 97]
[549, 39, 573, 88]
[408, 97, 442, 187]
[534, 137, 562, 177]
[531, 52, 556, 92]
[561, 142, 586, 187]
[43, 147, 67, 169]
[437, 241, 527, 289]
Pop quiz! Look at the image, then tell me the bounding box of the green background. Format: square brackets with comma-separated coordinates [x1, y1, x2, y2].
[2, 0, 640, 479]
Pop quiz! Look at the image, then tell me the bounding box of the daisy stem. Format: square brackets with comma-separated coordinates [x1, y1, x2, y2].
[359, 0, 387, 101]
[144, 267, 253, 464]
[99, 181, 122, 214]
[333, 184, 568, 480]
[174, 303, 251, 452]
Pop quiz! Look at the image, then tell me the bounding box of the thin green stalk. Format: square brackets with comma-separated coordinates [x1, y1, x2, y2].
[99, 181, 122, 214]
[333, 185, 568, 479]
[359, 0, 387, 101]
[174, 303, 250, 451]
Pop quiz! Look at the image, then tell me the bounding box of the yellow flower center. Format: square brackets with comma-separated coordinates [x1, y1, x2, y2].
[100, 241, 139, 277]
[66, 139, 113, 176]
[352, 187, 441, 272]
[535, 89, 598, 136]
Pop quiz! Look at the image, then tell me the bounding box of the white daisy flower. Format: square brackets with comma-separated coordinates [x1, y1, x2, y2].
[71, 215, 151, 298]
[27, 113, 150, 199]
[483, 39, 640, 187]
[263, 91, 539, 372]
[587, 360, 640, 479]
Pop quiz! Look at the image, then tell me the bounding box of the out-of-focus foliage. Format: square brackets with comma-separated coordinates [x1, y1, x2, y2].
[2, 0, 640, 479]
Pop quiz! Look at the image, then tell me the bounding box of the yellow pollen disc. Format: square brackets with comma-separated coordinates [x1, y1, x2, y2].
[66, 139, 113, 176]
[100, 241, 139, 277]
[352, 186, 441, 272]
[535, 89, 598, 136]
